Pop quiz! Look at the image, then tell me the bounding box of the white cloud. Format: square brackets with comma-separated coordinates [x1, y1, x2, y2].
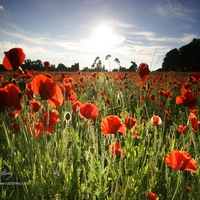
[1, 30, 49, 45]
[0, 21, 51, 45]
[0, 5, 4, 10]
[129, 30, 199, 45]
[155, 1, 199, 22]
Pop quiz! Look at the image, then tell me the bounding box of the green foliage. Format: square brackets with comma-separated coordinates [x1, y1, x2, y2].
[162, 38, 200, 71]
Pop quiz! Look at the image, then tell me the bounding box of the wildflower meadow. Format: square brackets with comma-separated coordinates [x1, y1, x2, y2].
[0, 48, 200, 200]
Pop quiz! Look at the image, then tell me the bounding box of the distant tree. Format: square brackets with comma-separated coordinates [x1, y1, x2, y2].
[29, 59, 44, 71]
[162, 48, 180, 71]
[112, 68, 119, 72]
[71, 63, 79, 71]
[96, 60, 103, 71]
[49, 64, 56, 71]
[119, 67, 127, 72]
[24, 59, 32, 68]
[91, 57, 99, 70]
[105, 54, 111, 71]
[82, 66, 90, 72]
[57, 63, 67, 71]
[91, 56, 103, 71]
[128, 61, 138, 72]
[162, 38, 200, 71]
[179, 38, 200, 71]
[114, 58, 120, 71]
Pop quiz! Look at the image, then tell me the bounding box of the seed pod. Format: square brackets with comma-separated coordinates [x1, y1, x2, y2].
[18, 81, 26, 91]
[64, 112, 71, 121]
[117, 98, 121, 106]
[146, 81, 151, 91]
[18, 92, 22, 99]
[129, 93, 134, 101]
[123, 73, 127, 80]
[106, 76, 109, 81]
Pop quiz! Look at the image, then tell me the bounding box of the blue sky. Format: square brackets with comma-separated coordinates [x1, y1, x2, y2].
[0, 0, 200, 71]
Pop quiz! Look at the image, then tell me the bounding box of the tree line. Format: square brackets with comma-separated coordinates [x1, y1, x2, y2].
[0, 56, 138, 72]
[0, 59, 80, 72]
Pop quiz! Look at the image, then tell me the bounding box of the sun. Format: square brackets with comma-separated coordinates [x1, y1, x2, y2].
[90, 25, 117, 50]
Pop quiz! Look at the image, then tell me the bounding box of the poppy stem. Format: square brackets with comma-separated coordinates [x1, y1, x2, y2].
[171, 171, 181, 200]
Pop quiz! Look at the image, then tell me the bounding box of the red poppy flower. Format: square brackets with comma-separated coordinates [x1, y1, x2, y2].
[72, 101, 82, 112]
[29, 100, 43, 112]
[77, 70, 82, 75]
[0, 83, 22, 110]
[177, 125, 188, 134]
[32, 122, 43, 138]
[159, 90, 173, 100]
[3, 48, 25, 70]
[109, 142, 126, 157]
[157, 101, 164, 110]
[176, 87, 196, 109]
[60, 83, 72, 94]
[81, 83, 86, 91]
[149, 93, 156, 101]
[59, 83, 77, 102]
[131, 128, 141, 139]
[66, 89, 77, 102]
[138, 63, 150, 79]
[150, 115, 162, 125]
[25, 82, 34, 100]
[141, 94, 147, 103]
[146, 192, 157, 200]
[42, 110, 60, 133]
[10, 122, 19, 132]
[105, 98, 112, 105]
[187, 112, 198, 132]
[43, 61, 50, 67]
[31, 74, 63, 108]
[165, 150, 197, 173]
[141, 119, 147, 126]
[101, 115, 126, 135]
[79, 103, 99, 119]
[8, 108, 21, 119]
[125, 115, 137, 129]
[31, 109, 60, 137]
[42, 72, 53, 79]
[99, 90, 105, 96]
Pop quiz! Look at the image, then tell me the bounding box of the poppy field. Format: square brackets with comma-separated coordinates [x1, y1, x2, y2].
[0, 48, 200, 200]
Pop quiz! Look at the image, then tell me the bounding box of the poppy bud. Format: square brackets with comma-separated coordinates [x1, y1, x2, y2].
[129, 93, 134, 101]
[117, 98, 121, 106]
[123, 73, 127, 80]
[3, 48, 25, 71]
[18, 81, 26, 91]
[18, 92, 22, 99]
[64, 112, 71, 121]
[146, 81, 151, 91]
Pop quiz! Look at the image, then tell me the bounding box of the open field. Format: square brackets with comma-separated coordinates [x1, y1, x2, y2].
[0, 70, 200, 200]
